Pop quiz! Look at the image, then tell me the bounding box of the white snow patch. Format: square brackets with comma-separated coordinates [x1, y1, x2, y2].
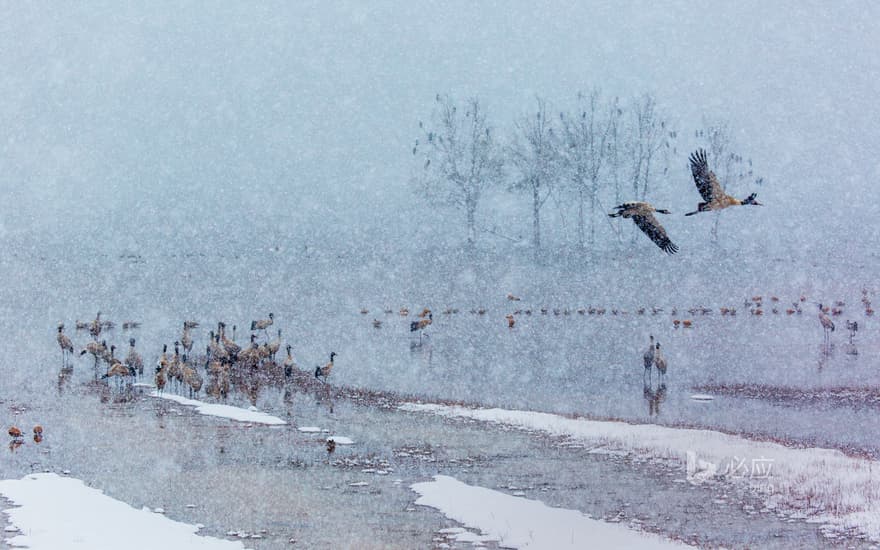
[327, 436, 354, 445]
[412, 475, 690, 549]
[150, 392, 286, 425]
[0, 473, 248, 549]
[297, 426, 322, 433]
[402, 402, 880, 542]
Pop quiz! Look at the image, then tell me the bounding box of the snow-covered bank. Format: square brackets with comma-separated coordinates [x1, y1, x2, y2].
[401, 402, 880, 541]
[150, 392, 287, 425]
[411, 475, 692, 549]
[0, 474, 248, 549]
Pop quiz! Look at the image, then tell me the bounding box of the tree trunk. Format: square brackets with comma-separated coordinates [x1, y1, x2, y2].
[466, 202, 476, 246]
[577, 186, 585, 249]
[532, 185, 541, 252]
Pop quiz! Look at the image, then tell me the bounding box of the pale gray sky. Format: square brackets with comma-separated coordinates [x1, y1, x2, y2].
[0, 2, 877, 247]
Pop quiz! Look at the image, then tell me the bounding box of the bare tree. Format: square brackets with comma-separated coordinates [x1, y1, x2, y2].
[412, 94, 505, 246]
[622, 95, 672, 243]
[696, 121, 763, 242]
[606, 97, 625, 207]
[559, 90, 613, 248]
[509, 98, 559, 254]
[628, 94, 670, 201]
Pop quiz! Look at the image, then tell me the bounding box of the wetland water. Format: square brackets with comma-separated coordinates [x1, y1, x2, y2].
[0, 245, 876, 547]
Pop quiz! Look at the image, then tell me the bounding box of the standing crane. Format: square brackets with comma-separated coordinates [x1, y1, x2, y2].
[818, 303, 835, 349]
[57, 324, 74, 368]
[643, 335, 655, 383]
[654, 342, 667, 382]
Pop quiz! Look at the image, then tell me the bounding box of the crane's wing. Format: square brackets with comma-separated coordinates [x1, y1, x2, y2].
[689, 149, 724, 202]
[632, 213, 678, 254]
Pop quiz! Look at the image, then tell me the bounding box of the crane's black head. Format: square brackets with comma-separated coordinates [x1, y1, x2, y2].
[129, 338, 135, 346]
[162, 344, 167, 353]
[269, 313, 274, 319]
[655, 342, 661, 350]
[314, 365, 321, 378]
[742, 193, 761, 206]
[330, 351, 337, 360]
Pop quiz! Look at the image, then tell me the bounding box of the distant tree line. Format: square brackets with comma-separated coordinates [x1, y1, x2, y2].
[412, 92, 762, 254]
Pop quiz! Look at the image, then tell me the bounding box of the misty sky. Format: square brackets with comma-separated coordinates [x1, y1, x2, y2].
[1, 2, 877, 248]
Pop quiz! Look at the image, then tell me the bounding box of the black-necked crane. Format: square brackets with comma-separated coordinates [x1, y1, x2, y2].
[609, 202, 679, 254]
[125, 338, 143, 378]
[643, 335, 655, 382]
[89, 311, 103, 340]
[239, 334, 261, 368]
[251, 313, 274, 335]
[219, 322, 240, 360]
[181, 321, 194, 356]
[80, 339, 108, 378]
[155, 363, 166, 394]
[181, 359, 203, 399]
[654, 342, 667, 381]
[102, 346, 133, 390]
[410, 313, 433, 343]
[283, 344, 296, 379]
[685, 148, 762, 216]
[168, 342, 182, 392]
[57, 324, 74, 367]
[315, 352, 337, 382]
[267, 329, 282, 361]
[818, 303, 835, 347]
[846, 320, 858, 344]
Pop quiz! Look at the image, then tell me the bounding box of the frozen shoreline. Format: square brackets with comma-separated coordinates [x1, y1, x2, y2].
[411, 475, 693, 549]
[401, 402, 880, 542]
[149, 391, 287, 425]
[0, 474, 248, 550]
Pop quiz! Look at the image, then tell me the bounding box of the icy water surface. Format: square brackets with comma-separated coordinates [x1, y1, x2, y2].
[0, 240, 876, 547]
[7, 243, 879, 458]
[0, 378, 866, 549]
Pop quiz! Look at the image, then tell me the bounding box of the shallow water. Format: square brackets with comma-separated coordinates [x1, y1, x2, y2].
[0, 242, 876, 547]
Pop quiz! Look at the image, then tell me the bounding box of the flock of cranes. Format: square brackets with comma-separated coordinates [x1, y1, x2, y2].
[611, 148, 762, 254]
[57, 312, 339, 405]
[57, 287, 865, 409]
